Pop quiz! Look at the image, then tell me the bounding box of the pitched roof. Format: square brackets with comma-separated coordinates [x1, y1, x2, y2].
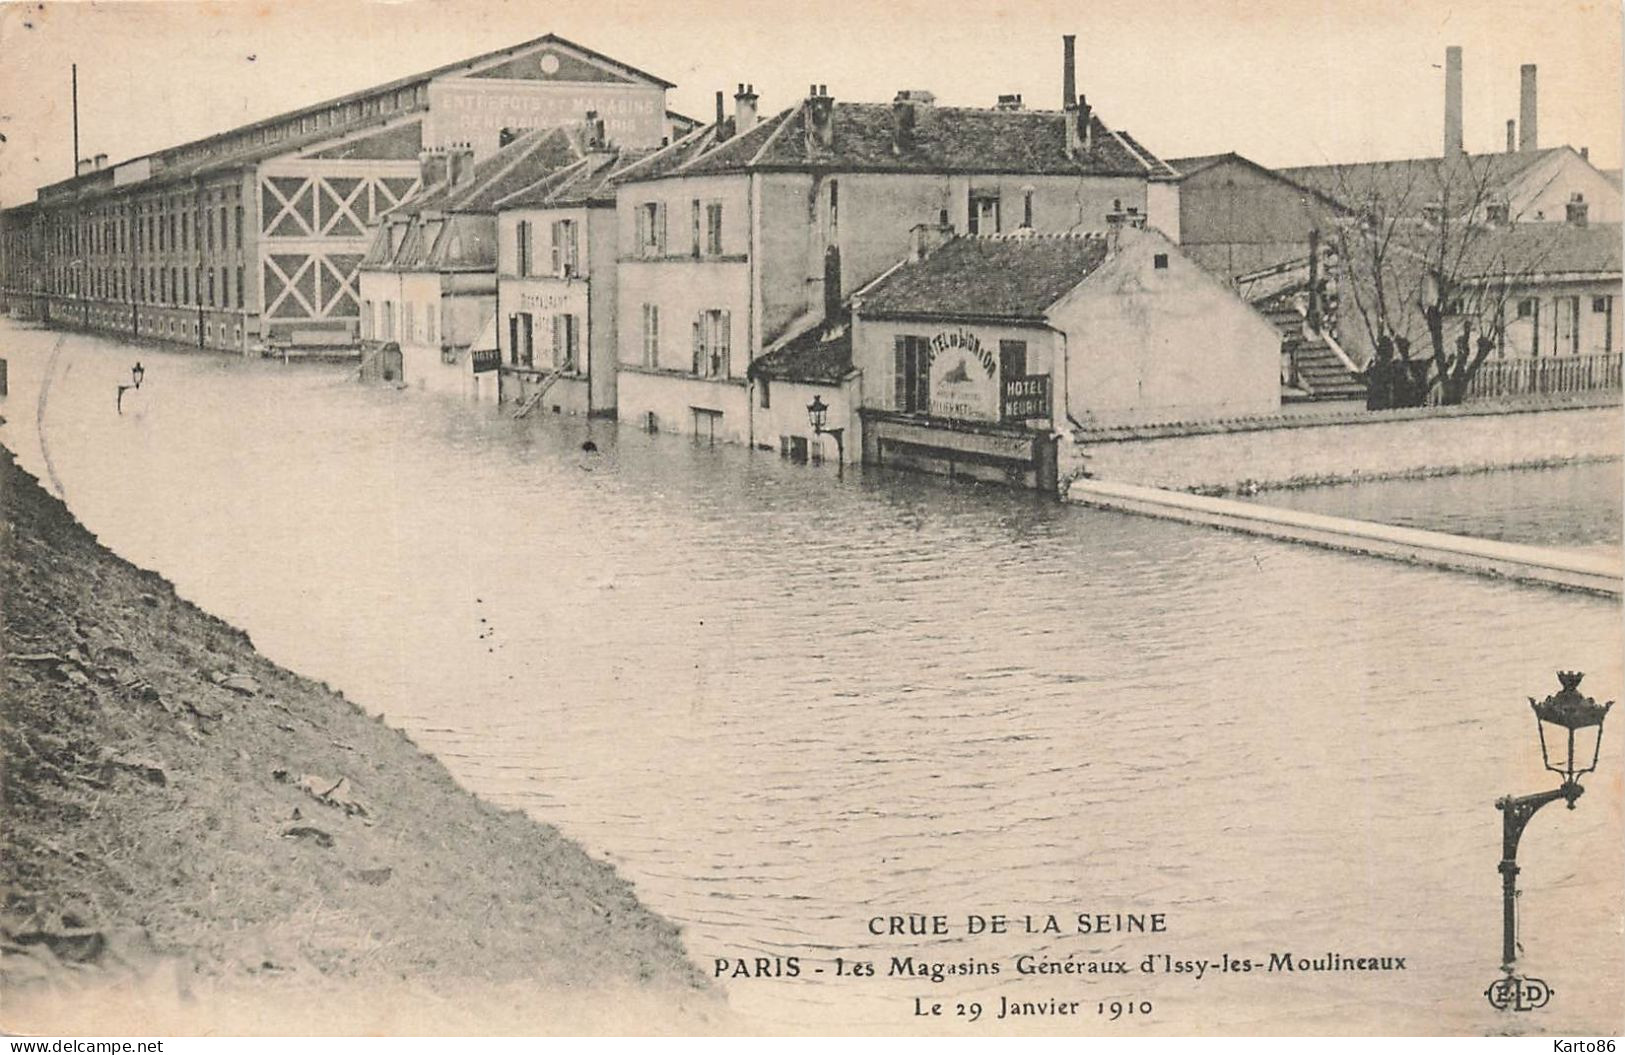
[399, 126, 584, 215]
[495, 146, 657, 209]
[1277, 148, 1568, 213]
[1455, 223, 1622, 278]
[1166, 152, 1236, 178]
[623, 99, 1176, 181]
[36, 34, 670, 202]
[748, 325, 855, 383]
[857, 232, 1113, 320]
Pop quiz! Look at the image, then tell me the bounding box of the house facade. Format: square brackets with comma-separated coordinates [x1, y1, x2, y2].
[852, 226, 1282, 489]
[357, 127, 585, 398]
[0, 34, 673, 354]
[493, 145, 651, 416]
[612, 63, 1181, 446]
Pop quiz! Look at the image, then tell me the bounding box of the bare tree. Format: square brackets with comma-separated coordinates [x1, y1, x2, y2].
[1322, 154, 1565, 407]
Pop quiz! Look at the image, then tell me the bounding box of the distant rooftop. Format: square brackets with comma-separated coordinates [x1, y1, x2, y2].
[621, 97, 1178, 182]
[32, 33, 672, 203]
[496, 145, 657, 210]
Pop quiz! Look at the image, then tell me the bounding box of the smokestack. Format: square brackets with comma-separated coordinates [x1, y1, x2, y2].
[1519, 64, 1538, 152]
[1443, 46, 1463, 158]
[1062, 35, 1076, 113]
[1506, 119, 1516, 153]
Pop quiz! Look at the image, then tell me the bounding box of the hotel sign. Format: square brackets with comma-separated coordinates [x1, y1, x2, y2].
[1001, 374, 1051, 421]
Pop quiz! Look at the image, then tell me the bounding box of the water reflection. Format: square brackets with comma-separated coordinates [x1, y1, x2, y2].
[2, 321, 1620, 1034]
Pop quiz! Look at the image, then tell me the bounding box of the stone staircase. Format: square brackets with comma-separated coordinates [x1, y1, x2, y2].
[1259, 301, 1366, 401]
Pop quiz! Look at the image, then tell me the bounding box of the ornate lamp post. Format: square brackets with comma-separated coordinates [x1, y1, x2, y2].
[806, 394, 845, 472]
[1486, 671, 1612, 1011]
[116, 360, 144, 414]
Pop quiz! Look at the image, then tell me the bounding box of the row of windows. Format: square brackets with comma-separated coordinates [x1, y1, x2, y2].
[507, 311, 579, 371]
[361, 299, 439, 347]
[634, 199, 727, 259]
[1507, 294, 1614, 357]
[162, 84, 428, 170]
[42, 263, 246, 309]
[635, 303, 732, 377]
[33, 188, 244, 263]
[514, 219, 578, 278]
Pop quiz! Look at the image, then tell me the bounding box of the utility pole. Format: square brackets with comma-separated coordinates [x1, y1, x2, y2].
[71, 64, 79, 176]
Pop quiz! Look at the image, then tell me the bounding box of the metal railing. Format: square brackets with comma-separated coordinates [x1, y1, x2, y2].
[1465, 353, 1623, 401]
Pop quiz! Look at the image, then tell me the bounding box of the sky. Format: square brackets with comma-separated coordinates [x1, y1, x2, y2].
[0, 0, 1620, 206]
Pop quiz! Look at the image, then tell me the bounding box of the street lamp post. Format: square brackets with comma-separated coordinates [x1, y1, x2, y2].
[116, 360, 144, 414]
[806, 394, 845, 473]
[1486, 671, 1612, 1012]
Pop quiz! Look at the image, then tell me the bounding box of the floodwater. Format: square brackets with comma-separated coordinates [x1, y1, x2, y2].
[1242, 463, 1623, 560]
[2, 320, 1621, 1035]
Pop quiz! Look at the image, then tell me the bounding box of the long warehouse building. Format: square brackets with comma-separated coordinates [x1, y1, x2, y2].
[0, 34, 688, 352]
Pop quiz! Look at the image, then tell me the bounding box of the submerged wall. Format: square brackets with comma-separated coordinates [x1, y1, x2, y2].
[1065, 399, 1622, 494]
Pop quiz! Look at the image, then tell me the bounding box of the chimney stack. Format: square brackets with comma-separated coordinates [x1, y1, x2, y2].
[805, 85, 835, 150]
[1066, 94, 1093, 157]
[1519, 64, 1538, 152]
[418, 149, 450, 188]
[715, 90, 729, 142]
[734, 83, 759, 134]
[891, 97, 917, 154]
[1443, 46, 1463, 158]
[584, 110, 607, 150]
[1506, 119, 1516, 153]
[996, 93, 1023, 111]
[910, 220, 953, 262]
[448, 143, 475, 186]
[1062, 34, 1076, 113]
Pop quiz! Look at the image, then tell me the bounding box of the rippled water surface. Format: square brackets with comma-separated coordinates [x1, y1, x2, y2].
[3, 321, 1621, 1034]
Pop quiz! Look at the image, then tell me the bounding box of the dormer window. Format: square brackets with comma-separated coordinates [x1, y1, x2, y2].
[1485, 202, 1510, 224]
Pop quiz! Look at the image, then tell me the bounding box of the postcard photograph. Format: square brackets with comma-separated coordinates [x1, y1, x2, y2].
[0, 0, 1620, 1038]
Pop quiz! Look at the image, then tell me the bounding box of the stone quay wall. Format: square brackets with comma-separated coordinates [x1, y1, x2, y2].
[1062, 396, 1623, 495]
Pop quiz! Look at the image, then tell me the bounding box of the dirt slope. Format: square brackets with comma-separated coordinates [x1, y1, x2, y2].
[0, 445, 715, 1032]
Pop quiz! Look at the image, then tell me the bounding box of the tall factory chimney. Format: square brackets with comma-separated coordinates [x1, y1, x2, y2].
[1506, 119, 1516, 153]
[1062, 35, 1076, 113]
[1519, 64, 1538, 152]
[1443, 46, 1463, 158]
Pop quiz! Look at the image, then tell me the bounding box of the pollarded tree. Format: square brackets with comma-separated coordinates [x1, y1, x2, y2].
[1323, 153, 1568, 407]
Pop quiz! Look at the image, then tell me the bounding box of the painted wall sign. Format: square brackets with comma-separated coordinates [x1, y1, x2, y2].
[928, 329, 997, 421]
[928, 328, 996, 377]
[518, 289, 574, 312]
[1002, 374, 1051, 420]
[426, 81, 665, 155]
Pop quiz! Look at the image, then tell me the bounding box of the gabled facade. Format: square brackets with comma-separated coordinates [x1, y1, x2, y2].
[852, 227, 1282, 489]
[493, 142, 654, 416]
[358, 127, 585, 398]
[0, 34, 673, 354]
[612, 78, 1181, 446]
[1166, 153, 1348, 282]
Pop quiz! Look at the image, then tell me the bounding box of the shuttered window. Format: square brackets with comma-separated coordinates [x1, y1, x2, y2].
[895, 335, 929, 413]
